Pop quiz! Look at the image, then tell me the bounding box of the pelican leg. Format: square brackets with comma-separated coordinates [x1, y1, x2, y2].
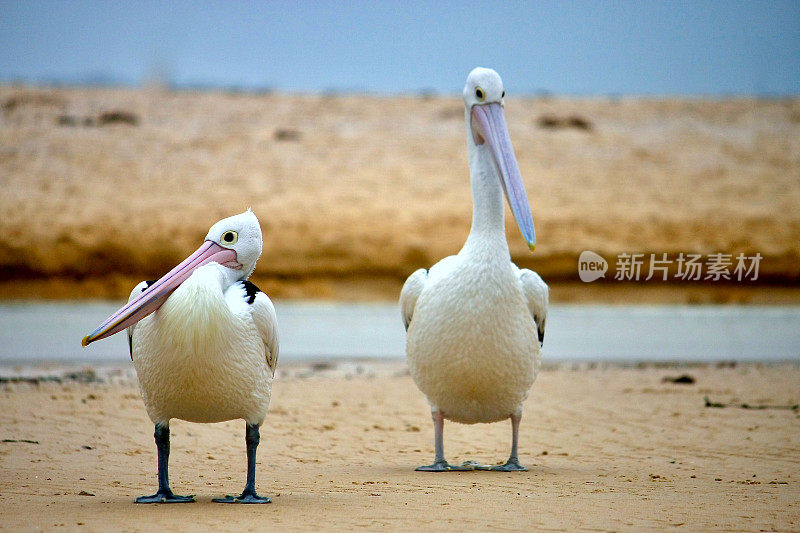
[416, 411, 472, 472]
[213, 422, 271, 503]
[491, 411, 528, 471]
[135, 423, 195, 503]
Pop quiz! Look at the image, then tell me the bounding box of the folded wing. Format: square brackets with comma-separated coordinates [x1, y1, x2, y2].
[518, 269, 549, 346]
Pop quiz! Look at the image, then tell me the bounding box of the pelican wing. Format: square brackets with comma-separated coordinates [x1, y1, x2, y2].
[400, 268, 428, 331]
[243, 281, 279, 374]
[126, 280, 156, 360]
[518, 268, 549, 346]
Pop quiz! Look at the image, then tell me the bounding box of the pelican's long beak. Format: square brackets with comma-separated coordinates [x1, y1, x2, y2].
[471, 102, 536, 251]
[81, 240, 237, 347]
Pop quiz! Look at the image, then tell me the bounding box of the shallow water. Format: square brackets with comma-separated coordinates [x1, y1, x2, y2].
[0, 301, 798, 364]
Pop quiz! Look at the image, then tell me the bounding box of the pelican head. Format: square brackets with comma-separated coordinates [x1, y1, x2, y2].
[205, 209, 263, 281]
[464, 67, 536, 251]
[82, 210, 262, 346]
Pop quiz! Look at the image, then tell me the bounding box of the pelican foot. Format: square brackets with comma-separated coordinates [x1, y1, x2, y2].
[416, 460, 474, 472]
[135, 490, 195, 504]
[490, 458, 529, 472]
[213, 491, 271, 504]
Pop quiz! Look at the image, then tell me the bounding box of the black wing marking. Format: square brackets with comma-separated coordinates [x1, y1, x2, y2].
[241, 280, 262, 305]
[129, 280, 157, 360]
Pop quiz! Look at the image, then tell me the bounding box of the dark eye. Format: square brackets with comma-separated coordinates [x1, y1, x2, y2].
[475, 86, 485, 101]
[221, 231, 238, 244]
[501, 90, 505, 98]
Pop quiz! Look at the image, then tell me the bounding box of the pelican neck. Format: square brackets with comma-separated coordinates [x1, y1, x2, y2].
[462, 117, 510, 257]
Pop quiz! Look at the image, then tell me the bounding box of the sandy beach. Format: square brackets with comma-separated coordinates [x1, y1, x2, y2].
[1, 362, 798, 531]
[3, 3, 800, 531]
[1, 87, 799, 302]
[1, 86, 799, 531]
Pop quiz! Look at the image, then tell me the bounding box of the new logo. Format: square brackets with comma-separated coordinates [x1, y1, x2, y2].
[578, 251, 608, 282]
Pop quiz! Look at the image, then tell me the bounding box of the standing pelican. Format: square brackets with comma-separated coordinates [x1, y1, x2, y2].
[400, 68, 548, 472]
[82, 210, 278, 503]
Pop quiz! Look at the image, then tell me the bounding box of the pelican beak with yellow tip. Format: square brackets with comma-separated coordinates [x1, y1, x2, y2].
[468, 77, 536, 252]
[81, 240, 239, 347]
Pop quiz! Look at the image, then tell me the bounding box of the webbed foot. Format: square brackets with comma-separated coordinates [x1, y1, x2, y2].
[490, 458, 529, 472]
[135, 490, 195, 503]
[213, 490, 271, 504]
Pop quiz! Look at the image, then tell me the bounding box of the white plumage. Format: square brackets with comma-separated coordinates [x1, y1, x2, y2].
[403, 259, 546, 425]
[83, 210, 278, 503]
[129, 265, 278, 425]
[401, 68, 549, 471]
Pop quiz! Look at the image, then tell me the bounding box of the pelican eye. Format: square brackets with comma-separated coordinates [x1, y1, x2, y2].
[221, 230, 238, 245]
[475, 86, 485, 101]
[501, 90, 505, 98]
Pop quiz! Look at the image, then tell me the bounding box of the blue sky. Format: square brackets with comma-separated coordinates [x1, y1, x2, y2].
[1, 1, 798, 95]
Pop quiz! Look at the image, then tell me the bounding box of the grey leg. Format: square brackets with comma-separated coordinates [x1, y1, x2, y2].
[213, 422, 271, 503]
[491, 411, 528, 471]
[416, 411, 471, 472]
[135, 423, 195, 503]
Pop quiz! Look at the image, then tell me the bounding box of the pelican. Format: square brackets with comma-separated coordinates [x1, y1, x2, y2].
[400, 68, 548, 472]
[82, 210, 278, 503]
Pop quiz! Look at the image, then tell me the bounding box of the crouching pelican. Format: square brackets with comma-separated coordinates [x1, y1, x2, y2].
[82, 210, 278, 503]
[400, 68, 548, 472]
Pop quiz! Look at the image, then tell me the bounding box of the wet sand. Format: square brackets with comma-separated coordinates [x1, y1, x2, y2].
[1, 362, 798, 531]
[1, 87, 799, 302]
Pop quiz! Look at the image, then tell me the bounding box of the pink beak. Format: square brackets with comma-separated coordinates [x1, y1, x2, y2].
[82, 240, 237, 346]
[471, 102, 536, 251]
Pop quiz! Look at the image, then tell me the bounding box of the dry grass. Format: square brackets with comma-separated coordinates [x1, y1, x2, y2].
[1, 86, 798, 300]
